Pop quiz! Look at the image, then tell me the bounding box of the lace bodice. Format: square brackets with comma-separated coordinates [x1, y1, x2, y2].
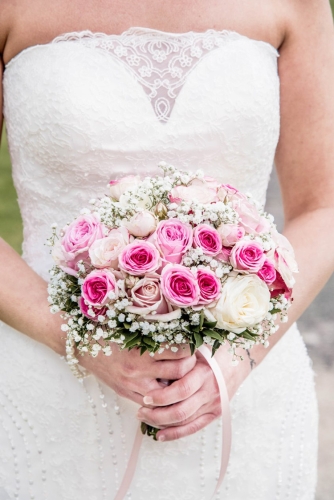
[3, 28, 279, 278]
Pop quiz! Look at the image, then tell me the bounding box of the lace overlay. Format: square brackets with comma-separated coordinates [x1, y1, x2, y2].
[50, 29, 277, 123]
[1, 28, 317, 499]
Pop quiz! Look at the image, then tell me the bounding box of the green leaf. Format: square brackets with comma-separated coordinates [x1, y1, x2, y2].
[140, 345, 148, 356]
[123, 322, 131, 329]
[191, 325, 200, 333]
[194, 333, 204, 348]
[199, 311, 205, 330]
[241, 332, 258, 342]
[141, 422, 148, 435]
[124, 336, 141, 349]
[203, 320, 218, 329]
[123, 331, 140, 342]
[202, 329, 223, 341]
[212, 340, 221, 356]
[270, 308, 281, 314]
[189, 342, 196, 356]
[143, 337, 157, 348]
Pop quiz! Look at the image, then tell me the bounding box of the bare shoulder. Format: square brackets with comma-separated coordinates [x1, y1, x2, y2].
[0, 0, 14, 54]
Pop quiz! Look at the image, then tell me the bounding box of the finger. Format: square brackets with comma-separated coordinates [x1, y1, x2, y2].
[151, 356, 197, 381]
[153, 344, 192, 360]
[143, 362, 209, 406]
[137, 388, 207, 426]
[156, 413, 217, 442]
[117, 376, 162, 402]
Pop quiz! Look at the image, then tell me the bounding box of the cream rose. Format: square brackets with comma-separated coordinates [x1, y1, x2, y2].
[109, 175, 141, 201]
[89, 227, 129, 269]
[169, 178, 217, 204]
[122, 210, 157, 237]
[211, 274, 270, 333]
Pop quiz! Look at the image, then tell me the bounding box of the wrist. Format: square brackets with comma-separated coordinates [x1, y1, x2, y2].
[44, 312, 66, 356]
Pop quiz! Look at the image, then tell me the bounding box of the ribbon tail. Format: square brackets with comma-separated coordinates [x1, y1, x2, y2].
[114, 425, 144, 500]
[198, 345, 232, 499]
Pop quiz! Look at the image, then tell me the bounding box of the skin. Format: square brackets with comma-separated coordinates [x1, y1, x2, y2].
[1, 0, 334, 442]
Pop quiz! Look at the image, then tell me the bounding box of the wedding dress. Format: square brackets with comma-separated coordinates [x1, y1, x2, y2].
[1, 28, 318, 500]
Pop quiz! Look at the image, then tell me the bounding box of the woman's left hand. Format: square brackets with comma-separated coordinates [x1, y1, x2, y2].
[137, 346, 251, 442]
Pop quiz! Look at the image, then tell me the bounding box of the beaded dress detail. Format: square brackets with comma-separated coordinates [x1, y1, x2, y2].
[1, 28, 317, 499]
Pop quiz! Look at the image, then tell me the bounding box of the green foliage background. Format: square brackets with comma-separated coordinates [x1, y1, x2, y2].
[1, 5, 334, 252]
[0, 128, 23, 252]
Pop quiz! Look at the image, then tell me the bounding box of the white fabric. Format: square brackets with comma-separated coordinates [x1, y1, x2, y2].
[1, 28, 317, 499]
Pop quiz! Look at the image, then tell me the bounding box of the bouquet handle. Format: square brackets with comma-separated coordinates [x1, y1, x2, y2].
[114, 345, 232, 500]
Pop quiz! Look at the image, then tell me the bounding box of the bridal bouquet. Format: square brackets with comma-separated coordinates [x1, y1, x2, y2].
[48, 162, 297, 425]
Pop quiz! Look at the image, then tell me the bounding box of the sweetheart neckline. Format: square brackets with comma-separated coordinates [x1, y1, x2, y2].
[4, 26, 279, 70]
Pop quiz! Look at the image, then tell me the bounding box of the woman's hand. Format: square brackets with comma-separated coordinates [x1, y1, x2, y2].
[137, 346, 251, 441]
[80, 344, 197, 406]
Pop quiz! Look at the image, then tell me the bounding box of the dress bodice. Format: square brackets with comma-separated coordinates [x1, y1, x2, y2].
[3, 28, 280, 279]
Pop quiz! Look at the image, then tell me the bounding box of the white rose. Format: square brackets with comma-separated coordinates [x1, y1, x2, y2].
[211, 274, 270, 333]
[89, 227, 129, 269]
[109, 175, 141, 201]
[122, 210, 157, 237]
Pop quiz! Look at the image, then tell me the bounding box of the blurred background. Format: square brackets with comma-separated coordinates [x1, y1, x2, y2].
[1, 7, 334, 498]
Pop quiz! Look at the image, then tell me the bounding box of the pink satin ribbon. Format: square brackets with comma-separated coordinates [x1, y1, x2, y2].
[197, 345, 232, 498]
[114, 344, 232, 499]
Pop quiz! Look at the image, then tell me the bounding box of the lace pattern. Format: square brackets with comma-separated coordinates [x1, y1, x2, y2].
[51, 29, 278, 123]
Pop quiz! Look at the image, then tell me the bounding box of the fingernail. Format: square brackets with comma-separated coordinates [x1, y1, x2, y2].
[143, 396, 153, 405]
[158, 435, 165, 442]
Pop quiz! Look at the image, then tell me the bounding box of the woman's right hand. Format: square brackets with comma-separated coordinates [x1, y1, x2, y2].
[80, 344, 197, 406]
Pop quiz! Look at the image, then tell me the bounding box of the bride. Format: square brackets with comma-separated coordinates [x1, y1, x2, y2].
[0, 0, 333, 498]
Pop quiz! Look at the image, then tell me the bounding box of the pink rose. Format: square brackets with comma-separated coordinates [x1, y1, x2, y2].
[62, 214, 104, 254]
[60, 214, 104, 274]
[203, 176, 220, 189]
[217, 224, 245, 247]
[274, 233, 298, 288]
[125, 273, 172, 316]
[257, 259, 277, 285]
[193, 224, 222, 256]
[230, 241, 265, 272]
[52, 240, 85, 277]
[118, 240, 161, 276]
[109, 175, 141, 201]
[169, 179, 217, 204]
[217, 184, 247, 202]
[270, 272, 292, 300]
[89, 227, 129, 269]
[82, 269, 118, 306]
[161, 264, 200, 307]
[197, 268, 221, 305]
[217, 246, 232, 262]
[123, 210, 157, 237]
[79, 298, 108, 322]
[151, 219, 193, 264]
[233, 199, 269, 234]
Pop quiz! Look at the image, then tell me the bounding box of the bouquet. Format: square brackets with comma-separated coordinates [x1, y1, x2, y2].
[47, 162, 297, 438]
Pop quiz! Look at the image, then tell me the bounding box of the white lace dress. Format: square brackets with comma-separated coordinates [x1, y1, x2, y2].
[1, 28, 318, 500]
